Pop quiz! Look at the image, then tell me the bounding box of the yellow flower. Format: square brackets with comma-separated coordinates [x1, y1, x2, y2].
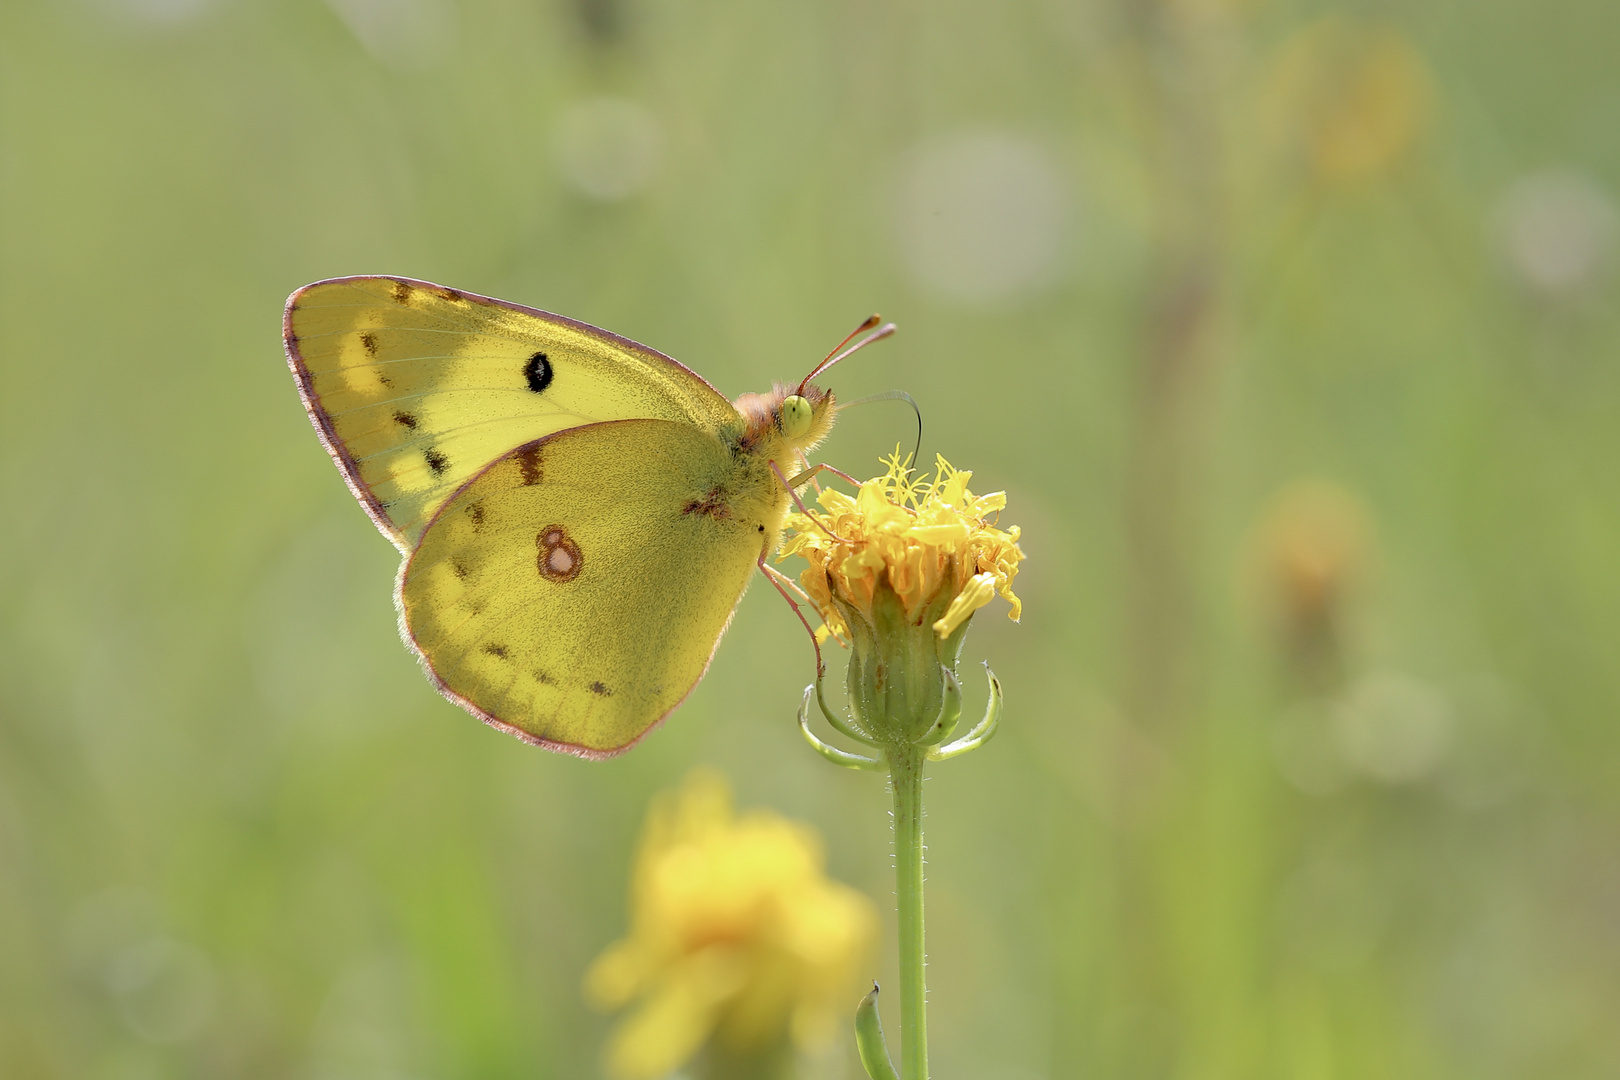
[778, 453, 1022, 751]
[780, 452, 1023, 644]
[584, 770, 877, 1080]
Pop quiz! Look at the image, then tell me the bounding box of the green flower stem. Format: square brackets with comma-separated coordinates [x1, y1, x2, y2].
[889, 743, 928, 1080]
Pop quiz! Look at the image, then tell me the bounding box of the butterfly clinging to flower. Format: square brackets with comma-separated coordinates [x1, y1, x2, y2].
[282, 276, 892, 758]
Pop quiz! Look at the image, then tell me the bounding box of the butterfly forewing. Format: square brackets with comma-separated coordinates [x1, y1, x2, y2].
[284, 276, 739, 549]
[399, 419, 766, 756]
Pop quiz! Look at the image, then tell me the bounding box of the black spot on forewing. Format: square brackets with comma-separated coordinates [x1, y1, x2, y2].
[361, 331, 379, 357]
[482, 643, 509, 659]
[535, 669, 556, 686]
[424, 448, 449, 477]
[589, 681, 611, 697]
[451, 559, 469, 580]
[524, 352, 553, 394]
[393, 411, 419, 430]
[518, 444, 542, 486]
[391, 281, 412, 305]
[436, 287, 464, 302]
[466, 503, 486, 532]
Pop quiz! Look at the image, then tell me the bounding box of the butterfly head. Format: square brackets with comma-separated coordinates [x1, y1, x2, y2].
[778, 382, 837, 453]
[734, 382, 837, 458]
[735, 316, 896, 461]
[780, 315, 897, 448]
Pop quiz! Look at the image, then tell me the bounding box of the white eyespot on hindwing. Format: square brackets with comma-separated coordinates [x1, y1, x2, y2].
[536, 526, 582, 583]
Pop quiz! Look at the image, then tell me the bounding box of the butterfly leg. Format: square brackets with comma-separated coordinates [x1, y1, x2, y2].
[759, 553, 828, 677]
[761, 562, 878, 749]
[787, 457, 861, 491]
[794, 452, 823, 495]
[769, 460, 847, 542]
[760, 559, 815, 606]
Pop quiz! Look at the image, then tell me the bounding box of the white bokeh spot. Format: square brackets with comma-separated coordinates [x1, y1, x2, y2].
[897, 131, 1071, 305]
[1333, 672, 1453, 785]
[554, 97, 664, 201]
[1494, 168, 1619, 300]
[326, 0, 457, 70]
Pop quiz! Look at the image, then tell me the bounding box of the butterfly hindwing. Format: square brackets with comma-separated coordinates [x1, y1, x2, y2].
[398, 418, 768, 757]
[284, 276, 739, 549]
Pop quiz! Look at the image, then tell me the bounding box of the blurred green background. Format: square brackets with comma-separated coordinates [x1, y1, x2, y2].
[4, 0, 1620, 1077]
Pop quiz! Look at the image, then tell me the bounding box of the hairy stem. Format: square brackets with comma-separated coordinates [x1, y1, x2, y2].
[889, 746, 928, 1080]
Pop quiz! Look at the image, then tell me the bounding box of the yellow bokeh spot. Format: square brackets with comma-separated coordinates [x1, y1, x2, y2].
[1252, 478, 1373, 647]
[1267, 17, 1434, 187]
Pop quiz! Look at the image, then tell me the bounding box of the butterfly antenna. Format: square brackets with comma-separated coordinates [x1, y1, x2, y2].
[818, 315, 880, 370]
[838, 389, 923, 477]
[798, 315, 896, 393]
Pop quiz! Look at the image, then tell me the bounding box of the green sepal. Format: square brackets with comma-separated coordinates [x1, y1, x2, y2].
[929, 664, 1002, 762]
[913, 665, 962, 746]
[854, 983, 900, 1080]
[818, 669, 880, 746]
[841, 569, 967, 745]
[798, 687, 884, 770]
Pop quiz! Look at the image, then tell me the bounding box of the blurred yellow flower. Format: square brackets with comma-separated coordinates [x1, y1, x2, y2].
[1260, 481, 1368, 623]
[780, 452, 1024, 645]
[1267, 17, 1434, 186]
[1252, 479, 1373, 686]
[584, 770, 876, 1080]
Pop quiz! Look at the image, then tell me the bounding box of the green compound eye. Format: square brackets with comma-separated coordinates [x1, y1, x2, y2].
[780, 394, 814, 438]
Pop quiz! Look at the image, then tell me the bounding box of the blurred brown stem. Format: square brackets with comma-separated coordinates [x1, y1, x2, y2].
[1121, 1, 1228, 746]
[1103, 5, 1232, 1078]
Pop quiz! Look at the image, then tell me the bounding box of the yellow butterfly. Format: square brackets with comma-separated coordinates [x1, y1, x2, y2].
[283, 276, 890, 758]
